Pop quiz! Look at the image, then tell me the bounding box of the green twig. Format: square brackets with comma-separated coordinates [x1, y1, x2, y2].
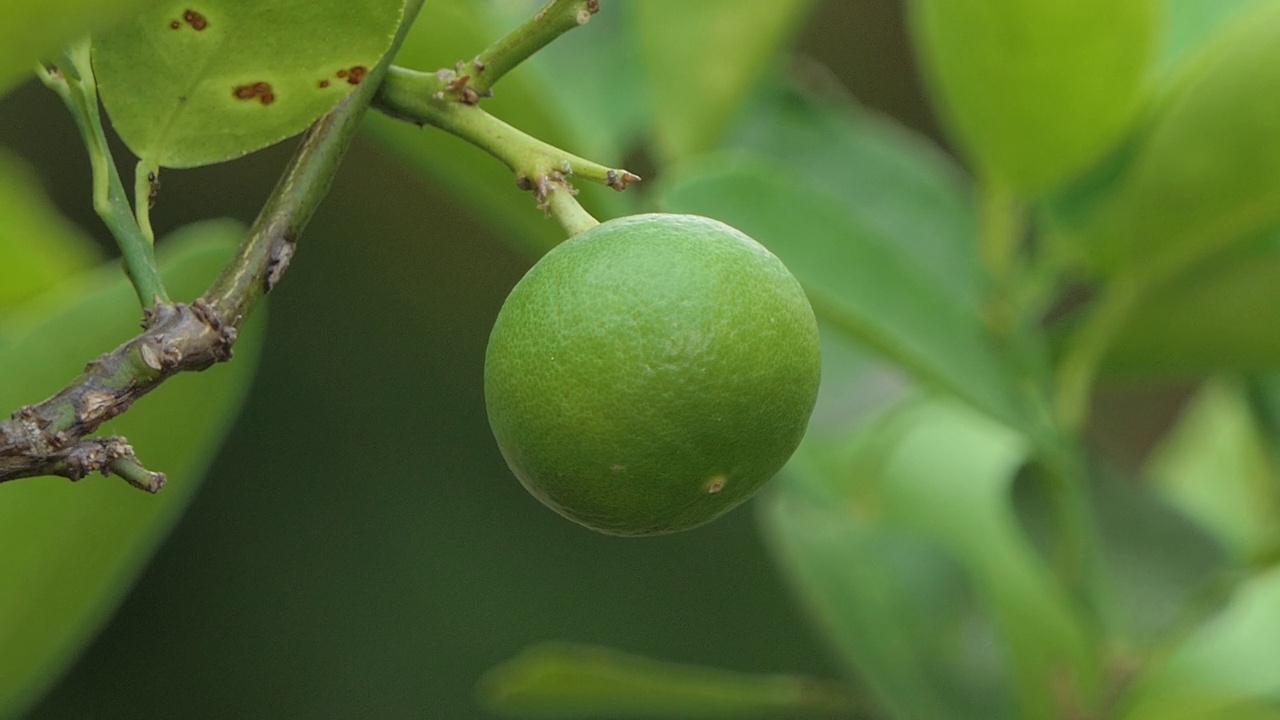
[0, 0, 427, 489]
[375, 68, 638, 196]
[37, 40, 169, 307]
[108, 454, 166, 493]
[437, 0, 600, 104]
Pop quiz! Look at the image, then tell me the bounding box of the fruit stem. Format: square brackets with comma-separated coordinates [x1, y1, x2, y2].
[543, 179, 599, 237]
[38, 41, 169, 308]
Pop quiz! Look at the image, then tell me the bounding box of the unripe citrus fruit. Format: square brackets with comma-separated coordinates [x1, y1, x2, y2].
[484, 213, 821, 536]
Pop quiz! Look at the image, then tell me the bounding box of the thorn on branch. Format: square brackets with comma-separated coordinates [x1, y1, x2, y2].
[605, 169, 641, 191]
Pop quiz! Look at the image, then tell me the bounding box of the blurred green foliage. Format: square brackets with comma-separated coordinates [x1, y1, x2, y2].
[3, 1, 1280, 719]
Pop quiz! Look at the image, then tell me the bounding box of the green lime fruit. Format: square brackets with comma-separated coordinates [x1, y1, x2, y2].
[484, 213, 821, 536]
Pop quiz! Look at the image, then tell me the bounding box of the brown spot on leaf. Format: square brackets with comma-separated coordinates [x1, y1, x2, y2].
[170, 20, 181, 29]
[183, 9, 208, 30]
[318, 79, 330, 88]
[336, 69, 348, 78]
[346, 65, 367, 85]
[232, 81, 275, 105]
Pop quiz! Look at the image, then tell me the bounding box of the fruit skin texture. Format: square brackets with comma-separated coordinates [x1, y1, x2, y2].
[484, 213, 821, 536]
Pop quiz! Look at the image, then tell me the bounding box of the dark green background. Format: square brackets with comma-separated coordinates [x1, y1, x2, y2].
[1, 3, 930, 717]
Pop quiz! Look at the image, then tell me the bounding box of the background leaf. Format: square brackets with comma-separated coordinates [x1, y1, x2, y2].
[1120, 568, 1280, 720]
[1105, 230, 1280, 374]
[631, 0, 818, 165]
[93, 0, 405, 168]
[477, 642, 857, 719]
[763, 400, 1098, 719]
[0, 0, 159, 98]
[1145, 380, 1280, 562]
[763, 448, 1001, 720]
[1160, 0, 1262, 79]
[725, 80, 982, 304]
[907, 0, 1158, 193]
[1084, 1, 1280, 277]
[0, 150, 99, 320]
[0, 221, 265, 718]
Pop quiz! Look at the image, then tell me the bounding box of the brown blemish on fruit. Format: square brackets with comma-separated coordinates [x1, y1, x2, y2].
[232, 82, 276, 106]
[183, 9, 208, 31]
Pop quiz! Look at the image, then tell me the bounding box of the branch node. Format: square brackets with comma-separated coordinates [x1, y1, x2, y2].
[191, 298, 237, 361]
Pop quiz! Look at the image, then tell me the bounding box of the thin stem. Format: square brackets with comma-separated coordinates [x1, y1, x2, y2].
[443, 0, 600, 102]
[1054, 279, 1142, 434]
[544, 181, 600, 237]
[979, 177, 1023, 287]
[977, 181, 1108, 624]
[38, 40, 169, 307]
[375, 67, 639, 194]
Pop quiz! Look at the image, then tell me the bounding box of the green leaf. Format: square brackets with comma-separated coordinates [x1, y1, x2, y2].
[477, 643, 857, 719]
[0, 220, 265, 718]
[1120, 568, 1280, 720]
[762, 400, 1097, 719]
[1087, 2, 1280, 276]
[1106, 231, 1280, 374]
[631, 0, 817, 164]
[0, 0, 158, 97]
[763, 455, 1000, 720]
[1079, 466, 1225, 642]
[907, 0, 1158, 193]
[1146, 380, 1280, 562]
[725, 80, 982, 304]
[0, 150, 99, 319]
[1161, 0, 1261, 79]
[363, 0, 628, 257]
[92, 0, 405, 168]
[659, 155, 1020, 425]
